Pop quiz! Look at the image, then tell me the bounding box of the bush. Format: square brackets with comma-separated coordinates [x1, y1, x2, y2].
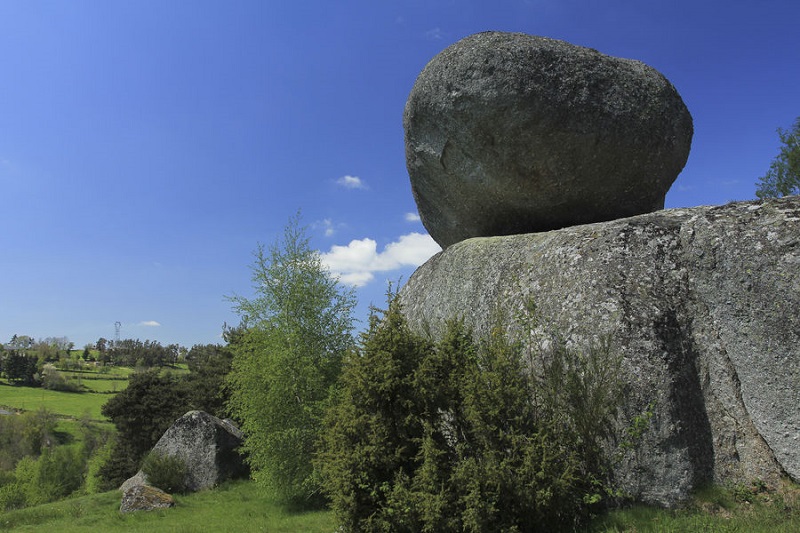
[317, 295, 625, 532]
[13, 446, 85, 507]
[0, 408, 58, 470]
[40, 364, 81, 392]
[0, 481, 26, 511]
[141, 451, 188, 494]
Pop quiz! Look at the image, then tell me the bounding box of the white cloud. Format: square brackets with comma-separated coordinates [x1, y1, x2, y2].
[321, 232, 441, 287]
[336, 175, 367, 189]
[404, 212, 421, 223]
[139, 320, 161, 327]
[314, 218, 337, 237]
[425, 27, 444, 40]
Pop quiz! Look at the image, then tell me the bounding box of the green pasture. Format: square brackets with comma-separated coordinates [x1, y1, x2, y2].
[0, 382, 110, 421]
[1, 478, 798, 532]
[0, 480, 335, 532]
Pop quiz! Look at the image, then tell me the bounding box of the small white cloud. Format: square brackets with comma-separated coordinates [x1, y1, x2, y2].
[314, 218, 337, 237]
[336, 175, 367, 190]
[404, 212, 421, 223]
[339, 271, 376, 287]
[425, 27, 444, 40]
[321, 232, 441, 287]
[139, 321, 161, 327]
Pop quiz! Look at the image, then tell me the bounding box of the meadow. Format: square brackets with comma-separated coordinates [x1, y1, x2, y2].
[0, 382, 109, 421]
[1, 478, 798, 532]
[0, 481, 335, 532]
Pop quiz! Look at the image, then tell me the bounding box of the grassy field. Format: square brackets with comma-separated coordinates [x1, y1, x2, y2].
[0, 382, 108, 421]
[0, 478, 797, 532]
[0, 480, 336, 532]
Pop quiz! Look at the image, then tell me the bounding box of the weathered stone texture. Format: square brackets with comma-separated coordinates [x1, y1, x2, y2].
[120, 484, 175, 513]
[400, 196, 800, 505]
[120, 410, 248, 494]
[404, 31, 693, 249]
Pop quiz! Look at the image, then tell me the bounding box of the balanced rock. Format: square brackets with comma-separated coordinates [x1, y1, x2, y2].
[404, 31, 693, 248]
[400, 196, 800, 506]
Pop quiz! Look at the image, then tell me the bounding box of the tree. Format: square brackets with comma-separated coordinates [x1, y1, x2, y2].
[2, 353, 39, 385]
[756, 116, 800, 199]
[226, 214, 356, 505]
[99, 370, 191, 488]
[95, 338, 107, 353]
[183, 343, 235, 418]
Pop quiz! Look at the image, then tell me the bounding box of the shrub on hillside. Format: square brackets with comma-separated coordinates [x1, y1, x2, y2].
[317, 296, 625, 532]
[0, 409, 57, 470]
[13, 446, 85, 507]
[141, 451, 188, 494]
[40, 364, 81, 392]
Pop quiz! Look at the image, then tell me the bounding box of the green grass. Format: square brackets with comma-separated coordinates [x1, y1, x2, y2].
[0, 480, 336, 532]
[0, 381, 109, 421]
[79, 379, 127, 394]
[0, 365, 139, 420]
[589, 481, 800, 532]
[0, 477, 797, 532]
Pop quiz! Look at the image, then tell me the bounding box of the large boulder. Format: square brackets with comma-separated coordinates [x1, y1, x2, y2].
[404, 31, 693, 249]
[121, 411, 248, 493]
[400, 196, 800, 506]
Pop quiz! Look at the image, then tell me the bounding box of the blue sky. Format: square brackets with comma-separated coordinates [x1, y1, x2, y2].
[1, 1, 798, 349]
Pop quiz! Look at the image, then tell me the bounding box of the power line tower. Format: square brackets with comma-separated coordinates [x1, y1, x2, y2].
[114, 321, 122, 346]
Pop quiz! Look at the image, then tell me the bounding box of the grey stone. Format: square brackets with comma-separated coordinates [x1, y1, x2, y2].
[399, 196, 800, 506]
[119, 471, 147, 493]
[120, 410, 248, 493]
[120, 484, 175, 513]
[404, 31, 693, 249]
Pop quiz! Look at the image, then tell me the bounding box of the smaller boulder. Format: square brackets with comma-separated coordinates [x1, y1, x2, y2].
[120, 484, 175, 513]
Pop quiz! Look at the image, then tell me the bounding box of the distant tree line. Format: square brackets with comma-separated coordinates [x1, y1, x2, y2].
[0, 335, 187, 389]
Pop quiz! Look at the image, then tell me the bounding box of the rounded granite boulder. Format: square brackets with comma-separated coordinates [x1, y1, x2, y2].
[404, 31, 693, 248]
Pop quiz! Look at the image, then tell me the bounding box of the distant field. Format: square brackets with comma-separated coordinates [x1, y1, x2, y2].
[0, 381, 112, 421]
[0, 365, 185, 421]
[59, 372, 129, 394]
[0, 382, 107, 420]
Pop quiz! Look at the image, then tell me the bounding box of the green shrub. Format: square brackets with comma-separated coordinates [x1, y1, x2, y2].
[141, 451, 188, 494]
[83, 440, 114, 494]
[0, 481, 26, 511]
[13, 446, 85, 507]
[317, 295, 625, 532]
[40, 364, 81, 392]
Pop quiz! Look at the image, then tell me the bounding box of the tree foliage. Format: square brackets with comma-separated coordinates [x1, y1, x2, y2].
[226, 214, 356, 505]
[184, 343, 235, 419]
[0, 409, 57, 471]
[756, 116, 800, 199]
[98, 370, 192, 488]
[318, 296, 625, 532]
[1, 353, 39, 385]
